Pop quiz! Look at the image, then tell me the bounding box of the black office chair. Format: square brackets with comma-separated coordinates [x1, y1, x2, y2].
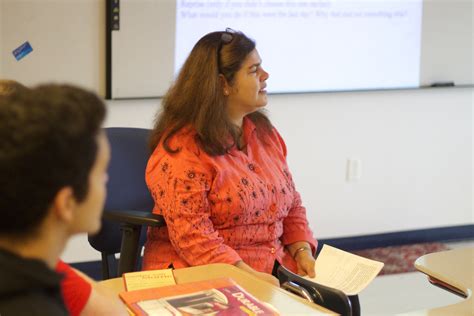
[88, 127, 165, 279]
[277, 265, 360, 316]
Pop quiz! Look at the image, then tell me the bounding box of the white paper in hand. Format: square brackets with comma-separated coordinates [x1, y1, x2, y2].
[303, 245, 384, 295]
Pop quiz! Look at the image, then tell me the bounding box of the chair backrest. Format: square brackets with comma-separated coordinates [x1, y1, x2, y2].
[88, 127, 154, 256]
[277, 265, 354, 316]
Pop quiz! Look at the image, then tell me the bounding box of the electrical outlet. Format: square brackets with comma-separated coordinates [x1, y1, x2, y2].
[346, 158, 361, 182]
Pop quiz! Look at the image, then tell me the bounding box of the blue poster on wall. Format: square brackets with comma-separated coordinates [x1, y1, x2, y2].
[12, 41, 33, 61]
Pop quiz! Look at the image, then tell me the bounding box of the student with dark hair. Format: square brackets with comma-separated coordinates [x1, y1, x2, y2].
[144, 30, 317, 286]
[0, 84, 126, 315]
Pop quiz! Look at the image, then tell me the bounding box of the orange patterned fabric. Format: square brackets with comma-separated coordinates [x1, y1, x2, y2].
[143, 117, 317, 274]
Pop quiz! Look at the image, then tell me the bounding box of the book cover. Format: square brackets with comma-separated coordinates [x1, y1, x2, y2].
[120, 277, 279, 315]
[123, 268, 176, 291]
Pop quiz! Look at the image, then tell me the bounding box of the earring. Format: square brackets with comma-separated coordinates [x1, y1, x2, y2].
[224, 90, 229, 96]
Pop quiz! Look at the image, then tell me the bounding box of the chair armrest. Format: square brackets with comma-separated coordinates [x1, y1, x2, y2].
[277, 265, 353, 316]
[103, 210, 165, 227]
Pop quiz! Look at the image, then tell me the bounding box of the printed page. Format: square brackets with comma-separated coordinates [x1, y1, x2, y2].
[304, 245, 384, 295]
[123, 269, 176, 291]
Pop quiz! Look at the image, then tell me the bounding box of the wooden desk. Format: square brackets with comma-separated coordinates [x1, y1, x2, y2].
[409, 247, 474, 315]
[100, 263, 334, 315]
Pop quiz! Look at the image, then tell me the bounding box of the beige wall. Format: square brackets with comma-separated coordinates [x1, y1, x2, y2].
[0, 0, 105, 95]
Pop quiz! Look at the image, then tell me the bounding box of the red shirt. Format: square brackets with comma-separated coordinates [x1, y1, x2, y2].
[56, 260, 91, 316]
[143, 117, 317, 274]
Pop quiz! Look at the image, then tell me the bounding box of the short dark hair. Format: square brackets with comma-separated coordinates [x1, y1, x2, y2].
[149, 30, 272, 155]
[0, 79, 28, 96]
[0, 84, 106, 236]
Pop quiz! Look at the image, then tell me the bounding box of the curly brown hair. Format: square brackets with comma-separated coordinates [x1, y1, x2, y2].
[149, 30, 272, 156]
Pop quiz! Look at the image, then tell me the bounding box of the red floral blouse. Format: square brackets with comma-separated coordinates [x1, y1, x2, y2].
[143, 117, 317, 274]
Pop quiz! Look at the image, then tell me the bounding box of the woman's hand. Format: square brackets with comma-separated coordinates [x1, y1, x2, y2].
[287, 241, 316, 278]
[294, 250, 316, 278]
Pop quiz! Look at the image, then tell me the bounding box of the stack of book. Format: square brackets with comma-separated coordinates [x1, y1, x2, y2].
[120, 270, 278, 315]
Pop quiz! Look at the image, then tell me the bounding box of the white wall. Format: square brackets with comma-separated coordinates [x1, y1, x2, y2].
[1, 1, 472, 263]
[271, 89, 472, 237]
[0, 0, 105, 95]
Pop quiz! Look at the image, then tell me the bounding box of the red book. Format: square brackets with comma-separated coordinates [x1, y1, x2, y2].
[120, 277, 279, 315]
